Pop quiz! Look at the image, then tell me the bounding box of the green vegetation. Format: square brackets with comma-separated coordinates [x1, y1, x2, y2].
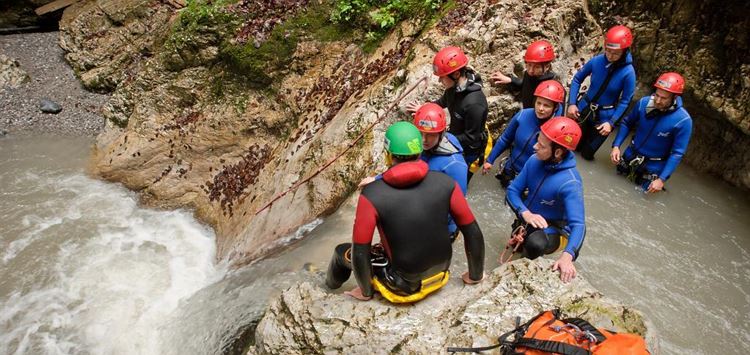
[162, 0, 447, 91]
[330, 0, 445, 51]
[220, 4, 350, 87]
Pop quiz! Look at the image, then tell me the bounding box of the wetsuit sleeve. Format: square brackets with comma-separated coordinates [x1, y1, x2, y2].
[449, 182, 475, 226]
[460, 221, 485, 281]
[608, 69, 636, 125]
[506, 160, 531, 215]
[658, 116, 692, 181]
[453, 103, 487, 151]
[487, 112, 520, 164]
[449, 183, 484, 281]
[445, 160, 469, 195]
[433, 92, 448, 108]
[569, 59, 593, 106]
[559, 180, 586, 260]
[509, 74, 523, 89]
[352, 194, 377, 297]
[612, 101, 639, 147]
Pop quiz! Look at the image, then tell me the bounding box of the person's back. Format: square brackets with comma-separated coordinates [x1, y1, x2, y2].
[360, 161, 456, 277]
[326, 122, 484, 303]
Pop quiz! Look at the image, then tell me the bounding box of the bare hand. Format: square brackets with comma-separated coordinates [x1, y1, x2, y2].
[358, 176, 376, 188]
[552, 252, 577, 283]
[462, 271, 484, 285]
[610, 147, 621, 165]
[596, 122, 612, 136]
[344, 286, 373, 301]
[405, 101, 421, 114]
[566, 105, 579, 120]
[521, 210, 548, 229]
[647, 178, 665, 194]
[481, 162, 493, 175]
[490, 71, 511, 85]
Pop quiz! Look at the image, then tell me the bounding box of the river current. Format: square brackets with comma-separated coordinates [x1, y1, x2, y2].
[0, 136, 748, 354]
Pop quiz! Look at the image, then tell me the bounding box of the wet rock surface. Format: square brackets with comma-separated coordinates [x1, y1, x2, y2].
[249, 258, 656, 354]
[0, 32, 107, 136]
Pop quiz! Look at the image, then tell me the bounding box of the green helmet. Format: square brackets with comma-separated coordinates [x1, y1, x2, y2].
[384, 121, 423, 156]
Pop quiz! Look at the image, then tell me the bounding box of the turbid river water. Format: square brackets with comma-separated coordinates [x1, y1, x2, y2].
[1, 136, 748, 354]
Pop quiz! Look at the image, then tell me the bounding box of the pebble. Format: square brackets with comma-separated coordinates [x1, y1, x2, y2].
[39, 98, 62, 113]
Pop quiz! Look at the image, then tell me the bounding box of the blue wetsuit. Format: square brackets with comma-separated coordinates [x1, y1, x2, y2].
[612, 95, 693, 187]
[421, 133, 468, 234]
[486, 108, 544, 184]
[569, 52, 636, 158]
[506, 152, 585, 259]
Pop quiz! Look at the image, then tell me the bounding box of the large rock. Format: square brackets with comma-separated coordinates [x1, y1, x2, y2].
[250, 258, 657, 354]
[0, 54, 30, 90]
[62, 0, 603, 265]
[591, 0, 750, 189]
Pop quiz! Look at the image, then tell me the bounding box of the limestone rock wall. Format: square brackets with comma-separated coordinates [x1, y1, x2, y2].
[250, 259, 657, 354]
[591, 0, 750, 189]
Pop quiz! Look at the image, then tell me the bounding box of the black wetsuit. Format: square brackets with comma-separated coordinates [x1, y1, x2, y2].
[509, 71, 559, 109]
[434, 70, 488, 166]
[325, 160, 484, 298]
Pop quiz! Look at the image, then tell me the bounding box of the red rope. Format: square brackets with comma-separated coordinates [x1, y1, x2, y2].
[498, 224, 526, 264]
[254, 76, 430, 216]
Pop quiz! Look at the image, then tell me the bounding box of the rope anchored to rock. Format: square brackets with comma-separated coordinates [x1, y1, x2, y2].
[254, 75, 430, 216]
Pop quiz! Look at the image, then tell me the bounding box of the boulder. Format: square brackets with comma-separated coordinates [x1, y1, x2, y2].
[251, 258, 657, 354]
[0, 54, 30, 90]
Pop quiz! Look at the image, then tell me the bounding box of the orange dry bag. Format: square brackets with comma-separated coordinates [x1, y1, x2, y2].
[447, 310, 649, 355]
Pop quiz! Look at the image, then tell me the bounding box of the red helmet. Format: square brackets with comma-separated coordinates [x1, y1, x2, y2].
[540, 116, 582, 151]
[413, 103, 447, 133]
[524, 40, 556, 63]
[604, 25, 633, 50]
[433, 46, 468, 77]
[654, 72, 685, 95]
[533, 80, 565, 103]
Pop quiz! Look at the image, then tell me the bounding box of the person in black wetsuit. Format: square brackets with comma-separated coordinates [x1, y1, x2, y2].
[325, 122, 485, 302]
[406, 46, 488, 183]
[490, 40, 562, 114]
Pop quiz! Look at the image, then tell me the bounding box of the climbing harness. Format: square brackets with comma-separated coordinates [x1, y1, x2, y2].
[372, 270, 450, 304]
[254, 76, 430, 216]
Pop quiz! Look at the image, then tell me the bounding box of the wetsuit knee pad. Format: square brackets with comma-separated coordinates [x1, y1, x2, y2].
[523, 230, 561, 260]
[522, 231, 549, 260]
[326, 243, 353, 289]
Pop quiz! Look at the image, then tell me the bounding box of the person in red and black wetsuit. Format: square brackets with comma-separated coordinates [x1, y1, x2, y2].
[326, 122, 485, 302]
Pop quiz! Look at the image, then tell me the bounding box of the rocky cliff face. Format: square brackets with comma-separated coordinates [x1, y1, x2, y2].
[59, 0, 604, 265]
[591, 0, 750, 189]
[249, 259, 656, 354]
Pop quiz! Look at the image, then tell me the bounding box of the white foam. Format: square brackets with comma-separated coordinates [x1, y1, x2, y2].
[0, 173, 226, 354]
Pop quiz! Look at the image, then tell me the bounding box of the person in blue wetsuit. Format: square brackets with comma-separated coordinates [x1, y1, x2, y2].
[490, 40, 563, 116]
[413, 102, 468, 238]
[481, 80, 566, 187]
[610, 72, 693, 193]
[567, 25, 636, 161]
[506, 116, 585, 283]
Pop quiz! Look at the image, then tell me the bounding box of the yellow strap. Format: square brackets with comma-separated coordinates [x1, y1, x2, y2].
[468, 124, 493, 173]
[372, 271, 450, 304]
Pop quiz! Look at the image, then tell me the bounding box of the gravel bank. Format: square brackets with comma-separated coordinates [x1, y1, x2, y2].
[0, 31, 109, 136]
